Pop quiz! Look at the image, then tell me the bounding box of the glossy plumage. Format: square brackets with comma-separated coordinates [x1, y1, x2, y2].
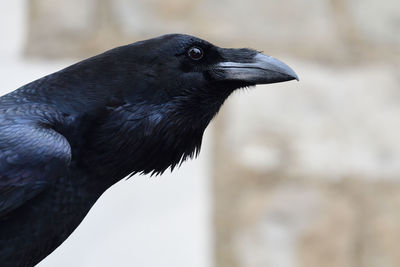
[0, 34, 297, 266]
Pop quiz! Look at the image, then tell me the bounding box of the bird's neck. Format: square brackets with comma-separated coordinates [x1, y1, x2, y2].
[84, 99, 218, 187]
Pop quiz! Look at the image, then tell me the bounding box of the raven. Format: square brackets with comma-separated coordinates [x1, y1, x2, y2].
[0, 34, 298, 266]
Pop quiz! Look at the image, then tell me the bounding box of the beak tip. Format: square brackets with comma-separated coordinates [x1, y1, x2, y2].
[257, 54, 299, 83]
[280, 61, 299, 82]
[288, 71, 299, 82]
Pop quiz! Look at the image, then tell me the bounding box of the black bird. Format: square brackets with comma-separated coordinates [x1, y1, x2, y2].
[0, 34, 298, 266]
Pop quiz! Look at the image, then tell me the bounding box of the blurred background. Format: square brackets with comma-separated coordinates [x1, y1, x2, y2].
[1, 0, 400, 266]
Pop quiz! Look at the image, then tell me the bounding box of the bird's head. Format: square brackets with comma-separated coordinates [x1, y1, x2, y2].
[74, 34, 298, 176]
[105, 34, 298, 122]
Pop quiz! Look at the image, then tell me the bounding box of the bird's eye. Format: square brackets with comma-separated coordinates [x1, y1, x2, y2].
[188, 47, 204, 60]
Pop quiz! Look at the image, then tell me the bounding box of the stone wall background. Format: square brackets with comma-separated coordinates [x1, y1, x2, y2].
[25, 0, 400, 267]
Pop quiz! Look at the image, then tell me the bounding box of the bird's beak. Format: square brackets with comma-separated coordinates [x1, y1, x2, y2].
[215, 52, 298, 85]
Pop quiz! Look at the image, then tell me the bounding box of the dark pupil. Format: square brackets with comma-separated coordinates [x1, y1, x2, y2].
[188, 47, 203, 60]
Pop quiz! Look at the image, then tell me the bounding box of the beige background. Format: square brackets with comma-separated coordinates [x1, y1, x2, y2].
[2, 0, 400, 266]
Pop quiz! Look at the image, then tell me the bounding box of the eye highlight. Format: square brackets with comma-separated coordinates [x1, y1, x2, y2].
[187, 47, 204, 60]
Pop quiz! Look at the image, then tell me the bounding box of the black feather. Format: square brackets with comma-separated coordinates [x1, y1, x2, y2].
[0, 34, 297, 266]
